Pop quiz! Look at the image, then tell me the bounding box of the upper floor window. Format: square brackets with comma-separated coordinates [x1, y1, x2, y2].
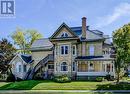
[61, 45, 69, 55]
[72, 45, 76, 55]
[61, 32, 68, 37]
[61, 62, 68, 71]
[89, 45, 94, 56]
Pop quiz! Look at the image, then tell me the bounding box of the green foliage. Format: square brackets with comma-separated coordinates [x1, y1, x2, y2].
[113, 23, 130, 83]
[6, 73, 15, 82]
[53, 75, 71, 83]
[11, 27, 42, 54]
[96, 77, 103, 82]
[0, 38, 16, 73]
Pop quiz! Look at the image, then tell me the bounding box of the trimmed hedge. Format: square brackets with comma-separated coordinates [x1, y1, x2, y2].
[53, 75, 71, 83]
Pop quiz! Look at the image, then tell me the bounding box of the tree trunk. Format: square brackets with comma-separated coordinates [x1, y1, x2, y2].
[116, 72, 120, 84]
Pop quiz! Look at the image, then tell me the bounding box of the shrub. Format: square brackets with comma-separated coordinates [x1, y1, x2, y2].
[16, 77, 23, 81]
[96, 77, 103, 82]
[53, 75, 71, 83]
[105, 74, 111, 81]
[6, 73, 15, 82]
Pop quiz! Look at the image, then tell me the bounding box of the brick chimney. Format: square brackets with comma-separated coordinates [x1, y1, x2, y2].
[82, 17, 86, 39]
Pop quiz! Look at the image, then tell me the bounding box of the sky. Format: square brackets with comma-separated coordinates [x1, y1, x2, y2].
[0, 0, 130, 42]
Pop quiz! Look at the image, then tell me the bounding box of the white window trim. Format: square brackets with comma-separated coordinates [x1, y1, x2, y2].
[60, 62, 68, 72]
[60, 45, 69, 55]
[89, 45, 95, 56]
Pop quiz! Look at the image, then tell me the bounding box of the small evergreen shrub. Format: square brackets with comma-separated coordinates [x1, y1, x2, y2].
[96, 77, 103, 82]
[53, 74, 71, 83]
[6, 73, 15, 82]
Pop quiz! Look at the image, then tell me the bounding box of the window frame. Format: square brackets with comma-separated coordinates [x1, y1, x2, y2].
[23, 65, 27, 72]
[61, 62, 68, 72]
[72, 45, 76, 56]
[89, 45, 95, 56]
[48, 64, 54, 69]
[60, 45, 69, 55]
[19, 65, 22, 72]
[61, 32, 69, 38]
[72, 62, 76, 71]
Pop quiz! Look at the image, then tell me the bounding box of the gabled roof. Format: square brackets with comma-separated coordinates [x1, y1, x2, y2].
[30, 38, 53, 51]
[10, 54, 33, 64]
[21, 55, 33, 64]
[50, 23, 78, 39]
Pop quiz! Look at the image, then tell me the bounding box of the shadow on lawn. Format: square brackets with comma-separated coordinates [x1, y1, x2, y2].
[96, 82, 130, 90]
[0, 80, 48, 90]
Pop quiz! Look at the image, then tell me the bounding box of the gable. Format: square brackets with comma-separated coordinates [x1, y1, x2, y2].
[50, 23, 77, 39]
[10, 55, 26, 65]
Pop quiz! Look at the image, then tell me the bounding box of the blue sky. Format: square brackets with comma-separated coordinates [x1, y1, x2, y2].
[0, 0, 130, 41]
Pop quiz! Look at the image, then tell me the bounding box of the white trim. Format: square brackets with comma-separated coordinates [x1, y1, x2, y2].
[9, 54, 27, 64]
[60, 62, 68, 72]
[60, 45, 69, 55]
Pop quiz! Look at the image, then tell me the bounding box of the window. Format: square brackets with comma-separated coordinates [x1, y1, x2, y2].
[72, 45, 76, 55]
[61, 62, 68, 71]
[23, 65, 26, 72]
[48, 64, 54, 69]
[19, 65, 21, 72]
[89, 45, 94, 55]
[61, 45, 69, 55]
[61, 32, 68, 37]
[72, 62, 76, 71]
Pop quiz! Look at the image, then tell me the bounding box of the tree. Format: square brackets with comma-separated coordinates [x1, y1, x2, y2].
[11, 28, 42, 54]
[113, 23, 130, 83]
[0, 38, 16, 73]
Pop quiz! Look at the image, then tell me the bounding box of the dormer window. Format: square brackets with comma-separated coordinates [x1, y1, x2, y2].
[61, 32, 68, 37]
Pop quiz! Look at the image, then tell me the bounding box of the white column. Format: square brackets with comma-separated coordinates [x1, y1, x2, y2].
[100, 61, 102, 72]
[105, 62, 107, 72]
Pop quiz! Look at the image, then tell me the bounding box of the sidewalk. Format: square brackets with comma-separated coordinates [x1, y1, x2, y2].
[0, 90, 130, 93]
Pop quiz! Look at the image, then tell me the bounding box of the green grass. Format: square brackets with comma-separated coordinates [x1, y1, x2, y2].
[0, 80, 130, 90]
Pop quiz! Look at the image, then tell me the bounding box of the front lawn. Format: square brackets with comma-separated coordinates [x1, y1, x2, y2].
[0, 80, 130, 90]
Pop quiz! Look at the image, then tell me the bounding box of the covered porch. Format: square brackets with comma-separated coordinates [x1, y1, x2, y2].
[75, 56, 115, 77]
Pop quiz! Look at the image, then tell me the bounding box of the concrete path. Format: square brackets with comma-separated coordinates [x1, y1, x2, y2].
[0, 90, 130, 93]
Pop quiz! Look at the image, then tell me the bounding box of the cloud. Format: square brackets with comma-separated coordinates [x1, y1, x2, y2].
[96, 2, 130, 28]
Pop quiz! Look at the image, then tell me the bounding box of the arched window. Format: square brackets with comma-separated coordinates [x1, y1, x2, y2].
[61, 32, 68, 37]
[61, 62, 68, 71]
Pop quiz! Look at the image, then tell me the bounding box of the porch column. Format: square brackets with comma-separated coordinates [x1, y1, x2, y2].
[104, 61, 107, 72]
[76, 61, 78, 72]
[100, 61, 103, 72]
[88, 61, 90, 72]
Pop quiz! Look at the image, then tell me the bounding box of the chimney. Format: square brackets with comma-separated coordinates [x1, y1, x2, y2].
[82, 17, 86, 39]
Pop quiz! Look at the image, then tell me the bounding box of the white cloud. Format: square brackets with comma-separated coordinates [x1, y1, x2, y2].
[96, 2, 130, 28]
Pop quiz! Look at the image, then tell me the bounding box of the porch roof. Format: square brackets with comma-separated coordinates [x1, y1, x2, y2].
[75, 56, 114, 61]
